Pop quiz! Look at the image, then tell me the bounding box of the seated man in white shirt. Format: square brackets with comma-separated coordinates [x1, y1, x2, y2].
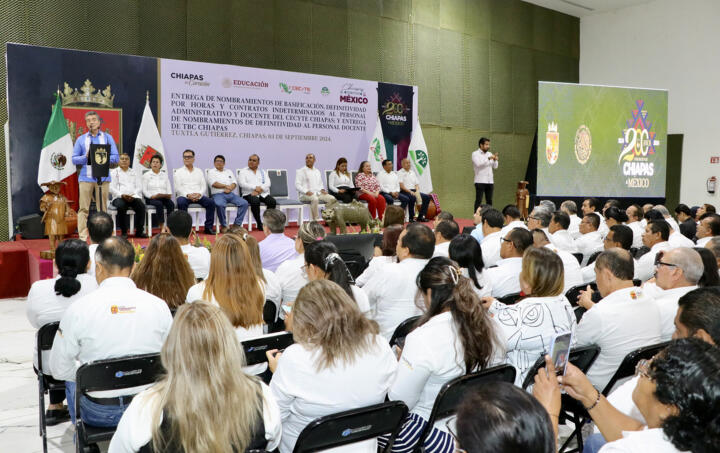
[485, 227, 533, 298]
[531, 229, 582, 293]
[527, 208, 552, 240]
[377, 159, 414, 215]
[397, 158, 430, 222]
[480, 208, 504, 267]
[574, 248, 663, 390]
[238, 154, 276, 230]
[49, 237, 172, 427]
[469, 204, 489, 244]
[625, 203, 645, 249]
[581, 197, 608, 237]
[575, 213, 604, 266]
[636, 219, 672, 282]
[174, 149, 216, 234]
[549, 211, 576, 253]
[109, 153, 146, 238]
[259, 209, 297, 273]
[499, 205, 527, 238]
[433, 219, 459, 257]
[206, 154, 250, 233]
[652, 247, 702, 340]
[653, 204, 680, 233]
[580, 224, 636, 285]
[167, 210, 210, 280]
[696, 213, 720, 247]
[295, 153, 335, 221]
[560, 200, 582, 239]
[364, 223, 435, 339]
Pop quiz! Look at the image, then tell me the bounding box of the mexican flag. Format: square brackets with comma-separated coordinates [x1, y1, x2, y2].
[38, 95, 76, 193]
[408, 120, 433, 193]
[368, 114, 387, 173]
[133, 98, 166, 172]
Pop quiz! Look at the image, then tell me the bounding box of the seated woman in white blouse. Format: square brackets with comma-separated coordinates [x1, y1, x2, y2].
[108, 302, 281, 453]
[186, 234, 268, 375]
[356, 224, 403, 287]
[381, 257, 503, 453]
[26, 239, 98, 424]
[266, 280, 397, 453]
[303, 240, 370, 314]
[533, 338, 720, 453]
[449, 234, 492, 298]
[482, 246, 576, 386]
[276, 221, 326, 305]
[328, 157, 355, 204]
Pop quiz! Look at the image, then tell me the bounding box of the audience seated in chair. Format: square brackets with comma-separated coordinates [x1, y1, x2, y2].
[636, 219, 673, 282]
[265, 280, 397, 453]
[109, 302, 282, 453]
[449, 234, 492, 299]
[532, 228, 583, 293]
[580, 224, 635, 284]
[693, 246, 720, 287]
[131, 233, 195, 312]
[258, 208, 297, 273]
[356, 224, 403, 288]
[49, 236, 172, 428]
[433, 219, 459, 258]
[575, 213, 604, 266]
[166, 210, 210, 281]
[479, 207, 504, 267]
[276, 221, 326, 306]
[484, 227, 533, 298]
[86, 211, 114, 277]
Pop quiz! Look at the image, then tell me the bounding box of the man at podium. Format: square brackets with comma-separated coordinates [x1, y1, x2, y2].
[71, 110, 119, 241]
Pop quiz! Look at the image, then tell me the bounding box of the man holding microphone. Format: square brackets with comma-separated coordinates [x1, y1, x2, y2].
[472, 137, 498, 210]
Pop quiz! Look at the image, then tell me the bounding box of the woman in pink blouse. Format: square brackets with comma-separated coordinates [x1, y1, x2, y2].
[355, 161, 387, 219]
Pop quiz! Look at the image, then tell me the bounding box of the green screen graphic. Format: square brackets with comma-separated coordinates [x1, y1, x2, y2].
[537, 82, 667, 198]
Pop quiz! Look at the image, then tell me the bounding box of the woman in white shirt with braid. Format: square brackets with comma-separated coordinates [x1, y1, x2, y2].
[483, 246, 576, 386]
[381, 257, 502, 453]
[328, 157, 355, 204]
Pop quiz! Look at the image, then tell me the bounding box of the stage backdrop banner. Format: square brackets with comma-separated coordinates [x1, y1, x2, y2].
[537, 82, 668, 198]
[159, 58, 388, 196]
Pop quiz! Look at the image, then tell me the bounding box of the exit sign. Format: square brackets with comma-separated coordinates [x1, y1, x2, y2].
[712, 157, 720, 164]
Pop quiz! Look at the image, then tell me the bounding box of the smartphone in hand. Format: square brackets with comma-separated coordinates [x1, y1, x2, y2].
[548, 331, 573, 376]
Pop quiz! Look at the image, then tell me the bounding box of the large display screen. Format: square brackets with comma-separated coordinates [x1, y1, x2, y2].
[537, 82, 668, 198]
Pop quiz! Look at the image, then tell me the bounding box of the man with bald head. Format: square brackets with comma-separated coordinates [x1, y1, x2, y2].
[397, 158, 430, 222]
[239, 154, 276, 230]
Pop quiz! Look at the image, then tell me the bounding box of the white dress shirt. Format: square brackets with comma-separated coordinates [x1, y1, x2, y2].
[270, 335, 397, 453]
[141, 170, 172, 199]
[489, 295, 576, 386]
[653, 285, 697, 340]
[88, 243, 98, 276]
[551, 229, 577, 253]
[626, 221, 644, 249]
[568, 214, 582, 239]
[484, 257, 523, 298]
[397, 168, 419, 191]
[460, 268, 493, 299]
[110, 167, 142, 199]
[664, 217, 680, 234]
[173, 166, 208, 198]
[593, 212, 609, 237]
[575, 231, 604, 266]
[295, 166, 325, 197]
[598, 376, 645, 433]
[376, 170, 400, 193]
[499, 220, 528, 239]
[276, 254, 308, 304]
[481, 230, 503, 267]
[238, 167, 271, 196]
[180, 243, 211, 280]
[355, 255, 394, 288]
[599, 427, 686, 453]
[390, 311, 501, 431]
[364, 257, 429, 339]
[26, 273, 98, 368]
[327, 171, 353, 193]
[668, 231, 694, 248]
[263, 268, 282, 306]
[108, 383, 282, 453]
[471, 149, 498, 184]
[696, 236, 714, 247]
[545, 244, 583, 293]
[636, 241, 672, 282]
[575, 286, 663, 390]
[49, 277, 173, 396]
[351, 285, 372, 315]
[206, 168, 239, 195]
[432, 241, 451, 258]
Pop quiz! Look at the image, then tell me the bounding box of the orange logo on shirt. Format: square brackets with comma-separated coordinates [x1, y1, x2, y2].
[110, 305, 119, 314]
[110, 305, 136, 314]
[630, 291, 637, 300]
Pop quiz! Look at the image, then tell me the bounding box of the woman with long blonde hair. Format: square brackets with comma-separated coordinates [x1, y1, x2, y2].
[226, 225, 281, 306]
[266, 280, 397, 452]
[131, 233, 195, 310]
[108, 302, 281, 453]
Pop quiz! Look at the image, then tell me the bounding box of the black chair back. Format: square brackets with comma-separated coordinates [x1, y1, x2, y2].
[37, 322, 62, 453]
[601, 341, 670, 395]
[292, 401, 408, 453]
[416, 365, 516, 450]
[242, 332, 294, 366]
[37, 322, 60, 371]
[572, 252, 583, 264]
[522, 344, 601, 389]
[497, 292, 523, 305]
[633, 246, 650, 259]
[587, 251, 602, 265]
[268, 170, 290, 198]
[389, 315, 421, 348]
[461, 226, 476, 235]
[263, 300, 278, 325]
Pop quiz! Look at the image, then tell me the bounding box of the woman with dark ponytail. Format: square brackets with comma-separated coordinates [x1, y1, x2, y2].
[379, 257, 503, 453]
[303, 240, 370, 314]
[449, 234, 492, 298]
[26, 239, 98, 424]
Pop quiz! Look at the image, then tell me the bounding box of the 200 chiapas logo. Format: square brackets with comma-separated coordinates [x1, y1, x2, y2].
[617, 100, 661, 189]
